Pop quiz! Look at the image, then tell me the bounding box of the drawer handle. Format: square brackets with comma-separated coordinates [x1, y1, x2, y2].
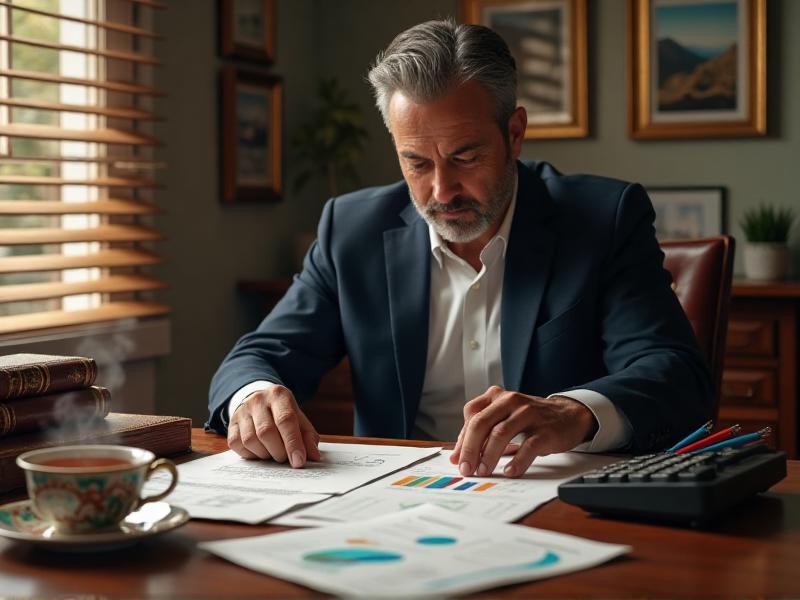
[721, 385, 756, 400]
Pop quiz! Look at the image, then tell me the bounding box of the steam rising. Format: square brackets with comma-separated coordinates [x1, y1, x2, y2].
[43, 319, 137, 444]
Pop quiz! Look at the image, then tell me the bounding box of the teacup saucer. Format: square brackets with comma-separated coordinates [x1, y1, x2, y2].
[0, 500, 189, 552]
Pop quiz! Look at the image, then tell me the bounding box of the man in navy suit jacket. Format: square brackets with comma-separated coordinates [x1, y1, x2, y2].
[208, 19, 712, 478]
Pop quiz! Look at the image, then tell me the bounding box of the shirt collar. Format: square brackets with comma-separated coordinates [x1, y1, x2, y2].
[429, 172, 519, 268]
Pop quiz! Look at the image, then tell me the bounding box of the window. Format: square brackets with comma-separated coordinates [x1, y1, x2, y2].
[0, 0, 166, 335]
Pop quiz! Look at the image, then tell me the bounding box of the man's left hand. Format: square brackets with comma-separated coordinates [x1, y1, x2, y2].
[449, 386, 598, 478]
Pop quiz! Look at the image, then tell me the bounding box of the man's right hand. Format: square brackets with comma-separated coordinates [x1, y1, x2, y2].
[227, 385, 321, 467]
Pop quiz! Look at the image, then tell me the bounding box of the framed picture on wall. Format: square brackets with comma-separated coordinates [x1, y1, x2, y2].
[460, 0, 589, 139]
[221, 66, 282, 203]
[647, 186, 725, 241]
[629, 0, 766, 139]
[220, 0, 276, 62]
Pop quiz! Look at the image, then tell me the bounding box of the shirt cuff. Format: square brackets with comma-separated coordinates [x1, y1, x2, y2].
[548, 389, 632, 452]
[227, 380, 278, 421]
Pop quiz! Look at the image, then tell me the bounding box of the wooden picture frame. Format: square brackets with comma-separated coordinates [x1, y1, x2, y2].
[647, 186, 726, 241]
[220, 0, 276, 63]
[221, 66, 282, 203]
[629, 0, 766, 139]
[460, 0, 588, 139]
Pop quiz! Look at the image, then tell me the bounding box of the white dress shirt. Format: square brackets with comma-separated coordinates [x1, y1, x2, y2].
[229, 180, 631, 452]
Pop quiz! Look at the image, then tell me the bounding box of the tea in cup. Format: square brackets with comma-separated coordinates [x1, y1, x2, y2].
[16, 444, 178, 534]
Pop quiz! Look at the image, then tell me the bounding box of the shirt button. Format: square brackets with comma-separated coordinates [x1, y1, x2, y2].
[468, 340, 479, 350]
[471, 282, 481, 291]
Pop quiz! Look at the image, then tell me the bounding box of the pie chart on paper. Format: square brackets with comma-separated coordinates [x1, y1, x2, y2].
[302, 547, 403, 564]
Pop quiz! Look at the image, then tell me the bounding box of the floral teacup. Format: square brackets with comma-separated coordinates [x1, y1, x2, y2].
[16, 445, 177, 534]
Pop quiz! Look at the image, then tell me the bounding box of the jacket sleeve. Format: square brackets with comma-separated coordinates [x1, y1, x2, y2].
[578, 183, 714, 453]
[206, 198, 346, 434]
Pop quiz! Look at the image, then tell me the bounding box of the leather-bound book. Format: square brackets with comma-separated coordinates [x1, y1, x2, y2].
[0, 386, 111, 438]
[0, 354, 97, 400]
[0, 413, 192, 494]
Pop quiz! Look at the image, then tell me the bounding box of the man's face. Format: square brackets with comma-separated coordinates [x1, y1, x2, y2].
[387, 81, 526, 245]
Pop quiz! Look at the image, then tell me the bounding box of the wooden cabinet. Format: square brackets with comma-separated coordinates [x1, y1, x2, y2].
[239, 279, 800, 455]
[720, 281, 800, 458]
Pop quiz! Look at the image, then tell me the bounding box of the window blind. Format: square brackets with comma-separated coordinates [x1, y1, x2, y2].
[0, 0, 167, 336]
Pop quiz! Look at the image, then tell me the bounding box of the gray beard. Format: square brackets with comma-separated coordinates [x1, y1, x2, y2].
[410, 161, 516, 244]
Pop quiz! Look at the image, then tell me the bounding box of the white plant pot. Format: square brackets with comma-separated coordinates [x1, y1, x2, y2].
[743, 242, 790, 281]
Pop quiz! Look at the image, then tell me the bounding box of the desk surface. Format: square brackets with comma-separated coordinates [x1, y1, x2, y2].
[1, 429, 798, 598]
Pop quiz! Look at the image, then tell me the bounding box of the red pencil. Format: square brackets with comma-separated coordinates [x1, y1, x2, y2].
[675, 424, 742, 454]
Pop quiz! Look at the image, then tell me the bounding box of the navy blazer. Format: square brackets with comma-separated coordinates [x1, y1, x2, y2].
[207, 161, 713, 453]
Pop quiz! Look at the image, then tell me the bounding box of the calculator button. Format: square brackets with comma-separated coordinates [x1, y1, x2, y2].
[714, 443, 770, 467]
[677, 467, 716, 481]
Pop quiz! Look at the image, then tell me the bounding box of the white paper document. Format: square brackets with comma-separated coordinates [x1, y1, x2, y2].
[174, 443, 440, 495]
[144, 476, 330, 524]
[274, 450, 619, 526]
[149, 442, 441, 523]
[200, 504, 630, 597]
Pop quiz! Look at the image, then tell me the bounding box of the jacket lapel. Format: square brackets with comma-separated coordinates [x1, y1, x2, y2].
[502, 163, 557, 391]
[384, 203, 431, 437]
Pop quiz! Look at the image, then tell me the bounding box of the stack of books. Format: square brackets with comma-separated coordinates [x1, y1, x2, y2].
[0, 354, 192, 494]
[0, 353, 108, 438]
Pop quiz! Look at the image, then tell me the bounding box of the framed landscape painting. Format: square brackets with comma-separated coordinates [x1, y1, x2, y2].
[221, 67, 282, 203]
[629, 0, 766, 139]
[220, 0, 276, 62]
[460, 0, 588, 139]
[647, 186, 725, 241]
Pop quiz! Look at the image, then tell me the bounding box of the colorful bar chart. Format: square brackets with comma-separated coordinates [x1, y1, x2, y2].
[454, 481, 478, 491]
[426, 476, 461, 489]
[408, 477, 435, 487]
[391, 476, 418, 486]
[391, 475, 497, 492]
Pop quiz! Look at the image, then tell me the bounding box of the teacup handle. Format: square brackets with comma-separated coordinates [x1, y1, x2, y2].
[137, 458, 178, 508]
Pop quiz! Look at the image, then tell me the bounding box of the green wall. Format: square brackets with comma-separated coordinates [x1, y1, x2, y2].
[317, 0, 799, 268]
[155, 0, 798, 422]
[154, 0, 323, 421]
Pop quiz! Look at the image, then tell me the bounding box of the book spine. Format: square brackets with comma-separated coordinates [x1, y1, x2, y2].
[0, 358, 97, 400]
[0, 386, 110, 438]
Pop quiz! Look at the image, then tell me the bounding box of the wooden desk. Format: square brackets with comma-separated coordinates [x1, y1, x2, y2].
[1, 429, 798, 597]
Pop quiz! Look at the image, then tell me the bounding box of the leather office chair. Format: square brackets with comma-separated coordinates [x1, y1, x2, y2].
[660, 236, 735, 418]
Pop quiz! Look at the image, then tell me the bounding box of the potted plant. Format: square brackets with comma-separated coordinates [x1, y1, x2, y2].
[292, 78, 369, 199]
[290, 78, 368, 270]
[740, 204, 795, 280]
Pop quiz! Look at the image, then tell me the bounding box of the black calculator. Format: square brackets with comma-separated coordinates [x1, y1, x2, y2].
[557, 443, 787, 525]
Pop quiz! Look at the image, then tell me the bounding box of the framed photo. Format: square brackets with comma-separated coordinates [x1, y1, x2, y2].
[460, 0, 588, 139]
[220, 0, 276, 62]
[629, 0, 766, 139]
[221, 66, 282, 203]
[647, 186, 725, 241]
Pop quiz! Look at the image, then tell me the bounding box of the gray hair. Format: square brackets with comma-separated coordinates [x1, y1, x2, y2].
[367, 18, 517, 131]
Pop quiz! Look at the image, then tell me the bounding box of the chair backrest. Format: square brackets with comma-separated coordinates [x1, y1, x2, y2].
[660, 236, 735, 418]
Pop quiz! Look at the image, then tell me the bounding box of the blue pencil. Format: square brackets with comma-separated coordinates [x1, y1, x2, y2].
[689, 427, 772, 454]
[666, 420, 713, 453]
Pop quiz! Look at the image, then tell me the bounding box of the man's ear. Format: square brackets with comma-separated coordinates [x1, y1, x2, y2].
[507, 106, 527, 159]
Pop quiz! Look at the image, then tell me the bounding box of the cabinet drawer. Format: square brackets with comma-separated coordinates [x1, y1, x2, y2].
[720, 369, 776, 407]
[317, 359, 352, 394]
[725, 318, 776, 356]
[305, 395, 354, 436]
